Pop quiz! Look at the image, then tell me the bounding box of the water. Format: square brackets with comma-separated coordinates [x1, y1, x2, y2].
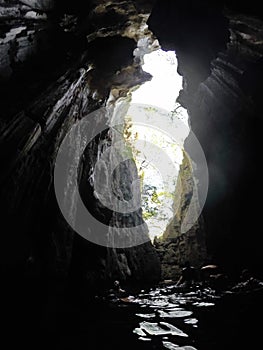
[8, 279, 262, 349]
[42, 282, 260, 350]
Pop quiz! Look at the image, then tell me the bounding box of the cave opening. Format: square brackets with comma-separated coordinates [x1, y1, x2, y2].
[123, 48, 190, 241]
[78, 27, 208, 280]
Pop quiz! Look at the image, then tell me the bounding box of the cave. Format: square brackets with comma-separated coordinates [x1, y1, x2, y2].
[1, 1, 262, 349]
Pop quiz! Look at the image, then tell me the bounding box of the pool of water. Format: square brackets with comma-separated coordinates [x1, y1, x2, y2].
[46, 282, 261, 350]
[5, 279, 262, 349]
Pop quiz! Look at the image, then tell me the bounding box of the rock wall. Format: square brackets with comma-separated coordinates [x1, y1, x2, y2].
[154, 152, 207, 280]
[0, 0, 160, 289]
[148, 0, 263, 277]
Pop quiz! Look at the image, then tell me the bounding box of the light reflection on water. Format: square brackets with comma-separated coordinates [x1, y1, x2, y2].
[105, 282, 262, 350]
[128, 285, 216, 349]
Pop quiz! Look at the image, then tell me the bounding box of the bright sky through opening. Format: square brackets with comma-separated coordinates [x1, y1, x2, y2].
[132, 49, 186, 118]
[126, 48, 189, 240]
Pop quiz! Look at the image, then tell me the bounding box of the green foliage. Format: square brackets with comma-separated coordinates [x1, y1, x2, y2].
[123, 114, 174, 225]
[144, 106, 158, 113]
[142, 184, 160, 220]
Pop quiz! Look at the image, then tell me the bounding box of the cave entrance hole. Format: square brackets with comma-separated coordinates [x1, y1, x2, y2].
[124, 48, 190, 241]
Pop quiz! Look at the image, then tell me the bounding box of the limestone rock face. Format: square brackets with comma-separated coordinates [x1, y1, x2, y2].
[154, 153, 207, 280]
[148, 1, 263, 276]
[0, 0, 160, 287]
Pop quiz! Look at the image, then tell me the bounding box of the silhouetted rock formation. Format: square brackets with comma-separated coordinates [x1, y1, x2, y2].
[148, 0, 263, 277]
[0, 0, 160, 288]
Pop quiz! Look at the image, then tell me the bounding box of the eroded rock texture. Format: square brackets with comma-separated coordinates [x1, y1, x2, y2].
[148, 0, 263, 276]
[2, 0, 263, 292]
[0, 0, 160, 291]
[154, 152, 207, 280]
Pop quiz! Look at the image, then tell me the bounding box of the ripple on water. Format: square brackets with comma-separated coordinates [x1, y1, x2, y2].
[184, 318, 198, 325]
[163, 344, 197, 350]
[133, 328, 147, 337]
[135, 298, 170, 308]
[173, 347, 197, 350]
[136, 313, 156, 319]
[165, 304, 182, 309]
[192, 302, 215, 307]
[162, 341, 179, 349]
[139, 321, 188, 337]
[159, 310, 193, 318]
[139, 337, 151, 341]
